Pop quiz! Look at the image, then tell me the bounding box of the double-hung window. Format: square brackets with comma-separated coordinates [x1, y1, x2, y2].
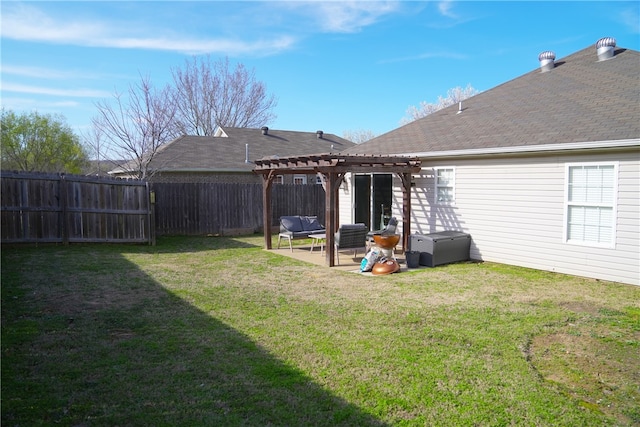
[293, 174, 307, 185]
[435, 167, 455, 203]
[565, 163, 617, 247]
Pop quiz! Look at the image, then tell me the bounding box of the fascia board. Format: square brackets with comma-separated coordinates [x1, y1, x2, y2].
[396, 139, 640, 158]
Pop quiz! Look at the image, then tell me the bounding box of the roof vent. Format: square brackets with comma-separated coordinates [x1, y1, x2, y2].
[261, 126, 269, 135]
[316, 130, 323, 139]
[538, 51, 556, 72]
[596, 37, 616, 61]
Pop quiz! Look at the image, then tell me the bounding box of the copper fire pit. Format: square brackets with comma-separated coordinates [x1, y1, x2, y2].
[371, 258, 400, 275]
[373, 234, 400, 249]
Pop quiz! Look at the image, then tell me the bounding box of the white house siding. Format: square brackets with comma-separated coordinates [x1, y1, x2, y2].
[338, 176, 355, 225]
[388, 150, 639, 286]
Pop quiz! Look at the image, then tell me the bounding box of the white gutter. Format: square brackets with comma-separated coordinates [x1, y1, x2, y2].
[395, 139, 640, 158]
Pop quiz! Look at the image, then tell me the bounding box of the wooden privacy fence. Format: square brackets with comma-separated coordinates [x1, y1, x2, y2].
[1, 172, 326, 242]
[1, 171, 153, 244]
[152, 182, 326, 236]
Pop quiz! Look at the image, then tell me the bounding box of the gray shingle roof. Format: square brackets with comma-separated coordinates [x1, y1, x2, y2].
[345, 45, 640, 156]
[147, 127, 355, 172]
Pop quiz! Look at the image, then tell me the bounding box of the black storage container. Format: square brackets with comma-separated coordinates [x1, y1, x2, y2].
[409, 231, 471, 267]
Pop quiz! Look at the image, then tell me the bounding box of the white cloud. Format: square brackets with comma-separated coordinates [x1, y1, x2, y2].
[0, 96, 80, 110]
[2, 83, 111, 98]
[1, 4, 104, 43]
[0, 3, 296, 56]
[1, 65, 84, 80]
[437, 0, 458, 19]
[104, 35, 296, 56]
[283, 1, 400, 33]
[619, 5, 640, 34]
[379, 51, 467, 64]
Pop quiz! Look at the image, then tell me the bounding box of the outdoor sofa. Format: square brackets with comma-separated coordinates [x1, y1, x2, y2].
[277, 215, 325, 251]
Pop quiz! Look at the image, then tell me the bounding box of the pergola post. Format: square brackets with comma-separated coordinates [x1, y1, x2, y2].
[324, 172, 339, 266]
[261, 171, 275, 249]
[324, 173, 345, 267]
[399, 172, 413, 253]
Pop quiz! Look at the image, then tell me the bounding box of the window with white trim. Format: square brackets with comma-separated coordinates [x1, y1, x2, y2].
[434, 167, 455, 203]
[293, 174, 307, 185]
[565, 163, 617, 247]
[273, 175, 284, 184]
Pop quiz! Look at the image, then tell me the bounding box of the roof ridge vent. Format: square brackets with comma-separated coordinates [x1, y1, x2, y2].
[538, 51, 556, 72]
[596, 37, 616, 61]
[316, 130, 323, 139]
[261, 126, 269, 135]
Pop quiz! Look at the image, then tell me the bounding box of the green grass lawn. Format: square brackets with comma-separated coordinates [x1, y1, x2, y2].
[2, 235, 639, 426]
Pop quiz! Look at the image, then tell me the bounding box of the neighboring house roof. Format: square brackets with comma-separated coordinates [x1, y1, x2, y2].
[111, 127, 355, 174]
[345, 44, 639, 157]
[85, 159, 126, 176]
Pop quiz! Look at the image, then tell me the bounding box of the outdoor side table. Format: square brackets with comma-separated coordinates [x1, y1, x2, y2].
[309, 233, 326, 255]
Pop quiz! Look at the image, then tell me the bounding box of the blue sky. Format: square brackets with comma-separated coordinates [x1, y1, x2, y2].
[1, 1, 639, 141]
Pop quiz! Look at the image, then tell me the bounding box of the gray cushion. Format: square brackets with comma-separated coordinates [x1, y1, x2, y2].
[280, 216, 303, 232]
[301, 216, 323, 231]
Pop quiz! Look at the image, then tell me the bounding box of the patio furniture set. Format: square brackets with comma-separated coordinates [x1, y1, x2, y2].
[276, 215, 471, 272]
[276, 215, 400, 267]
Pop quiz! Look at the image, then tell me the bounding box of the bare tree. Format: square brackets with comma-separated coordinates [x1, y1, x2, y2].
[401, 84, 480, 125]
[80, 125, 122, 176]
[92, 75, 177, 179]
[343, 129, 377, 144]
[171, 56, 277, 135]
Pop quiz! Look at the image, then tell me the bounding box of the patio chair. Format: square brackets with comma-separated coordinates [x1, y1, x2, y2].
[334, 223, 368, 264]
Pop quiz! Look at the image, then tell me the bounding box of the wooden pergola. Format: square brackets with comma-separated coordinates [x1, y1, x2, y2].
[254, 153, 422, 267]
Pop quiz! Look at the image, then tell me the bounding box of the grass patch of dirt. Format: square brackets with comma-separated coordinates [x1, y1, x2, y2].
[529, 304, 640, 425]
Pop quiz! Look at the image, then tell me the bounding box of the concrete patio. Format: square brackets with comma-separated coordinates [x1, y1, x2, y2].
[267, 242, 416, 274]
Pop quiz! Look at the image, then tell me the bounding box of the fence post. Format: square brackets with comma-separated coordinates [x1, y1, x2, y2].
[19, 177, 28, 240]
[148, 182, 156, 246]
[60, 173, 69, 245]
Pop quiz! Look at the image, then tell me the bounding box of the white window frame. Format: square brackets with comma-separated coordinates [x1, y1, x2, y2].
[293, 174, 307, 185]
[273, 175, 284, 185]
[563, 162, 618, 248]
[434, 167, 455, 204]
